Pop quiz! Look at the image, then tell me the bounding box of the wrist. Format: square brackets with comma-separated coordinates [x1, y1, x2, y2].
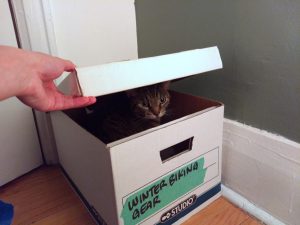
[0, 46, 35, 99]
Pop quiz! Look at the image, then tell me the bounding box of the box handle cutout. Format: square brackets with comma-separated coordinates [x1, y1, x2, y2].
[160, 137, 194, 162]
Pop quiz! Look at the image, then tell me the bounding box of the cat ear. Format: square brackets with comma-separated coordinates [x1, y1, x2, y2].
[126, 89, 137, 97]
[161, 81, 170, 90]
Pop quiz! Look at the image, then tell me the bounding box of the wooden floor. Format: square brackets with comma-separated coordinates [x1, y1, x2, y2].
[0, 166, 262, 225]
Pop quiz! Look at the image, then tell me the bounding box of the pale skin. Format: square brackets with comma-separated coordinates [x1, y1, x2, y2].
[0, 46, 96, 111]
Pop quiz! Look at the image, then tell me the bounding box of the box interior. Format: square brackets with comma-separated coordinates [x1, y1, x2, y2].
[63, 91, 222, 145]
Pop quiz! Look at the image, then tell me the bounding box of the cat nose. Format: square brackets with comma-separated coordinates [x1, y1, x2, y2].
[151, 107, 160, 116]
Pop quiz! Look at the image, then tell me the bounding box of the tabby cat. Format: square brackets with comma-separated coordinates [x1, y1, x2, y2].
[101, 82, 170, 142]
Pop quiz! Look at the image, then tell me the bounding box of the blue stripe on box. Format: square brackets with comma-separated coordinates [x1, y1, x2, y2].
[155, 183, 221, 225]
[0, 200, 14, 225]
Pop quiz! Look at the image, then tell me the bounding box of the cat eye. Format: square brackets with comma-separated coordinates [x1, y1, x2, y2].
[142, 102, 148, 107]
[160, 96, 166, 104]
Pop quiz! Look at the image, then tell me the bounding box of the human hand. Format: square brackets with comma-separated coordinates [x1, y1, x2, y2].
[0, 46, 96, 111]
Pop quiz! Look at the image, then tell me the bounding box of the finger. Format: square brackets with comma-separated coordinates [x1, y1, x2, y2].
[39, 55, 76, 80]
[61, 59, 76, 72]
[57, 96, 96, 111]
[49, 57, 76, 79]
[68, 96, 96, 109]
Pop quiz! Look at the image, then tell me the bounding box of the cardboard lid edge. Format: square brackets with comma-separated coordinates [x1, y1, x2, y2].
[58, 70, 83, 96]
[59, 46, 223, 97]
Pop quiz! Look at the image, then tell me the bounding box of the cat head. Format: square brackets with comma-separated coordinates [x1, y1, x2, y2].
[126, 82, 170, 121]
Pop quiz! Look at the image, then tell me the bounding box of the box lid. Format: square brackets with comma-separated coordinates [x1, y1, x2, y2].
[58, 46, 222, 97]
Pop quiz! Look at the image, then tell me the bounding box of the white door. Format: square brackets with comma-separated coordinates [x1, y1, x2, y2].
[0, 0, 43, 186]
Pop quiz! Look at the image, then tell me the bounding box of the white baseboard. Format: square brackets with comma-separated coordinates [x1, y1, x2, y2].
[222, 185, 285, 225]
[222, 119, 300, 225]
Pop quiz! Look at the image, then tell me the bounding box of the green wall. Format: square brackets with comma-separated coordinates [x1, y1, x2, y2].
[135, 0, 300, 142]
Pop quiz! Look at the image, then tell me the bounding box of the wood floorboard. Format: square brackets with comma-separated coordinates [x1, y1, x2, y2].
[0, 166, 262, 225]
[240, 218, 264, 225]
[182, 198, 250, 225]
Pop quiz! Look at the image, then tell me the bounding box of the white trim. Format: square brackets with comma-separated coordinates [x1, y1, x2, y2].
[41, 0, 58, 56]
[20, 0, 49, 53]
[222, 185, 285, 225]
[10, 0, 31, 49]
[224, 119, 300, 164]
[11, 0, 57, 54]
[11, 0, 59, 164]
[222, 119, 300, 225]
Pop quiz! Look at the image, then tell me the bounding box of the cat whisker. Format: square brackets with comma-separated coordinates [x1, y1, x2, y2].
[164, 110, 173, 116]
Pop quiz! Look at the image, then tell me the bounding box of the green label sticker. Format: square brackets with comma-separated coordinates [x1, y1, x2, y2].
[120, 157, 207, 225]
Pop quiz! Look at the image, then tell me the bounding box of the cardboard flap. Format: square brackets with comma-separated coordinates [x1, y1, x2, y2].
[58, 71, 82, 96]
[58, 46, 222, 97]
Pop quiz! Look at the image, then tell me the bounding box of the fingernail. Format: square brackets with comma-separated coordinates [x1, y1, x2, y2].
[89, 97, 96, 103]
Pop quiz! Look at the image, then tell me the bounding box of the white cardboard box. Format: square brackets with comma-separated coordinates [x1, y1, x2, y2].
[51, 47, 224, 225]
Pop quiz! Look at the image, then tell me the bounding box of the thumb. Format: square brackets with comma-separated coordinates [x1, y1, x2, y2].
[62, 59, 76, 72]
[52, 95, 97, 111]
[40, 56, 76, 81]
